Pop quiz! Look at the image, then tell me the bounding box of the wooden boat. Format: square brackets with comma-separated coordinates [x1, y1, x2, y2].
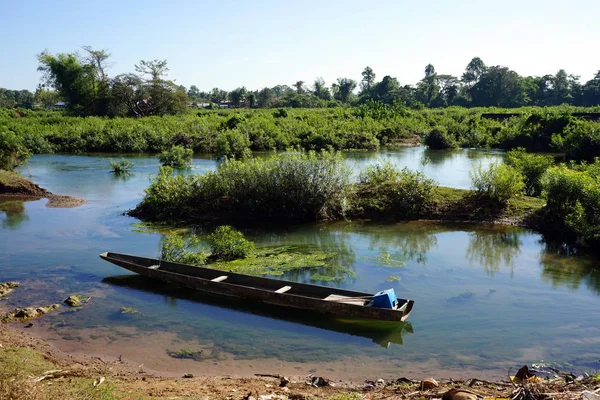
[99, 252, 415, 322]
[103, 274, 415, 347]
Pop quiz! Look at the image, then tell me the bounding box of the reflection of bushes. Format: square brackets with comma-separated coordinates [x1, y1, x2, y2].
[539, 243, 600, 294]
[0, 198, 29, 229]
[466, 229, 522, 276]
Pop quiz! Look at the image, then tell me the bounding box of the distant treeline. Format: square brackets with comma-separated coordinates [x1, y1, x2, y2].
[2, 48, 600, 116]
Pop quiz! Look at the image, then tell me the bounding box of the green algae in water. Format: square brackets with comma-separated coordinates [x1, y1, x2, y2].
[120, 306, 140, 314]
[167, 348, 204, 361]
[363, 250, 406, 268]
[131, 222, 191, 235]
[386, 275, 401, 282]
[208, 245, 354, 281]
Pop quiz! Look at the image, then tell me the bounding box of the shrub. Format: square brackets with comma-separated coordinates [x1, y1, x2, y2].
[222, 115, 245, 130]
[541, 165, 600, 245]
[215, 130, 252, 159]
[109, 158, 134, 174]
[540, 165, 595, 213]
[208, 225, 255, 261]
[505, 148, 554, 196]
[359, 162, 436, 218]
[132, 166, 199, 219]
[470, 162, 524, 202]
[134, 150, 352, 221]
[425, 127, 457, 149]
[200, 150, 351, 220]
[0, 127, 30, 170]
[160, 233, 208, 266]
[272, 108, 288, 118]
[158, 145, 193, 168]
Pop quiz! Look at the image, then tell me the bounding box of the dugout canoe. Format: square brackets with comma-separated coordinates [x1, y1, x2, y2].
[99, 252, 414, 322]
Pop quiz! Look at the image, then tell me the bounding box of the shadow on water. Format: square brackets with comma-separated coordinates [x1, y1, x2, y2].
[539, 241, 600, 294]
[102, 274, 414, 348]
[0, 196, 38, 229]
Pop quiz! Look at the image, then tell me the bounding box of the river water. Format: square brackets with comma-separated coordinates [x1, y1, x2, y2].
[1, 147, 599, 380]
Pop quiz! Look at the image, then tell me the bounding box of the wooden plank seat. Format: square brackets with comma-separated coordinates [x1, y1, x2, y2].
[324, 294, 369, 306]
[274, 286, 292, 294]
[211, 275, 228, 282]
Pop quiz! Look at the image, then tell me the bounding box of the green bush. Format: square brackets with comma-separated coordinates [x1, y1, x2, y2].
[208, 225, 255, 261]
[0, 127, 30, 170]
[132, 166, 200, 219]
[541, 165, 600, 245]
[540, 165, 595, 212]
[109, 158, 134, 174]
[505, 148, 554, 196]
[158, 145, 193, 168]
[425, 127, 457, 149]
[272, 108, 288, 118]
[160, 233, 208, 266]
[133, 150, 351, 221]
[358, 162, 436, 218]
[215, 130, 252, 159]
[470, 162, 525, 202]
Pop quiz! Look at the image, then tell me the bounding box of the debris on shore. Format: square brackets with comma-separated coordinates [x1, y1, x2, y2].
[0, 281, 20, 297]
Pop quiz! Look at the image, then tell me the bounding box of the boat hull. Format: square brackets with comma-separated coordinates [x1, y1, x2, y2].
[99, 252, 414, 322]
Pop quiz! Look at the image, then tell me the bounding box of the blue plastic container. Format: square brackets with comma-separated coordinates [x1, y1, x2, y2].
[372, 288, 398, 309]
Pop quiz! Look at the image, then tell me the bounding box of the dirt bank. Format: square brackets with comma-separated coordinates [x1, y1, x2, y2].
[1, 323, 597, 399]
[0, 169, 85, 208]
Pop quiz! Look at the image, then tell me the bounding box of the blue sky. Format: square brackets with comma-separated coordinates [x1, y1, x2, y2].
[1, 0, 599, 91]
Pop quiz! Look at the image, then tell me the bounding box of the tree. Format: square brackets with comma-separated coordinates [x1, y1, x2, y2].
[462, 57, 486, 86]
[257, 87, 275, 108]
[34, 85, 61, 108]
[370, 75, 400, 104]
[437, 74, 460, 106]
[229, 87, 247, 107]
[293, 81, 305, 94]
[333, 78, 356, 103]
[132, 59, 186, 116]
[417, 64, 439, 106]
[187, 85, 201, 101]
[582, 71, 600, 106]
[468, 66, 524, 107]
[209, 87, 228, 103]
[37, 50, 101, 115]
[246, 92, 256, 108]
[313, 77, 331, 100]
[360, 66, 376, 93]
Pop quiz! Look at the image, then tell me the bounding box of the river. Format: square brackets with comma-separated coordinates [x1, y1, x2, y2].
[1, 147, 599, 380]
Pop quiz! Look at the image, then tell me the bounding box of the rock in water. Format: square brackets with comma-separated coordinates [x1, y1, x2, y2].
[64, 294, 90, 307]
[441, 389, 478, 400]
[1, 304, 59, 323]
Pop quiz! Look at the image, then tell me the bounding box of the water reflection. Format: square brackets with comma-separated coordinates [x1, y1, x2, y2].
[465, 228, 522, 277]
[102, 275, 414, 348]
[540, 243, 600, 294]
[363, 222, 440, 264]
[0, 197, 34, 229]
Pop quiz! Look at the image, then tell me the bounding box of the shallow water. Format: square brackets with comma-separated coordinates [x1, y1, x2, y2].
[1, 150, 599, 380]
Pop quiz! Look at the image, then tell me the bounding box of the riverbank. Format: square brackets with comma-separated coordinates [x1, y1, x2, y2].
[1, 323, 596, 400]
[0, 169, 85, 207]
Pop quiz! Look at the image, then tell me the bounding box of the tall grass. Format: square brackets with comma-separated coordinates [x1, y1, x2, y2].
[132, 150, 352, 221]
